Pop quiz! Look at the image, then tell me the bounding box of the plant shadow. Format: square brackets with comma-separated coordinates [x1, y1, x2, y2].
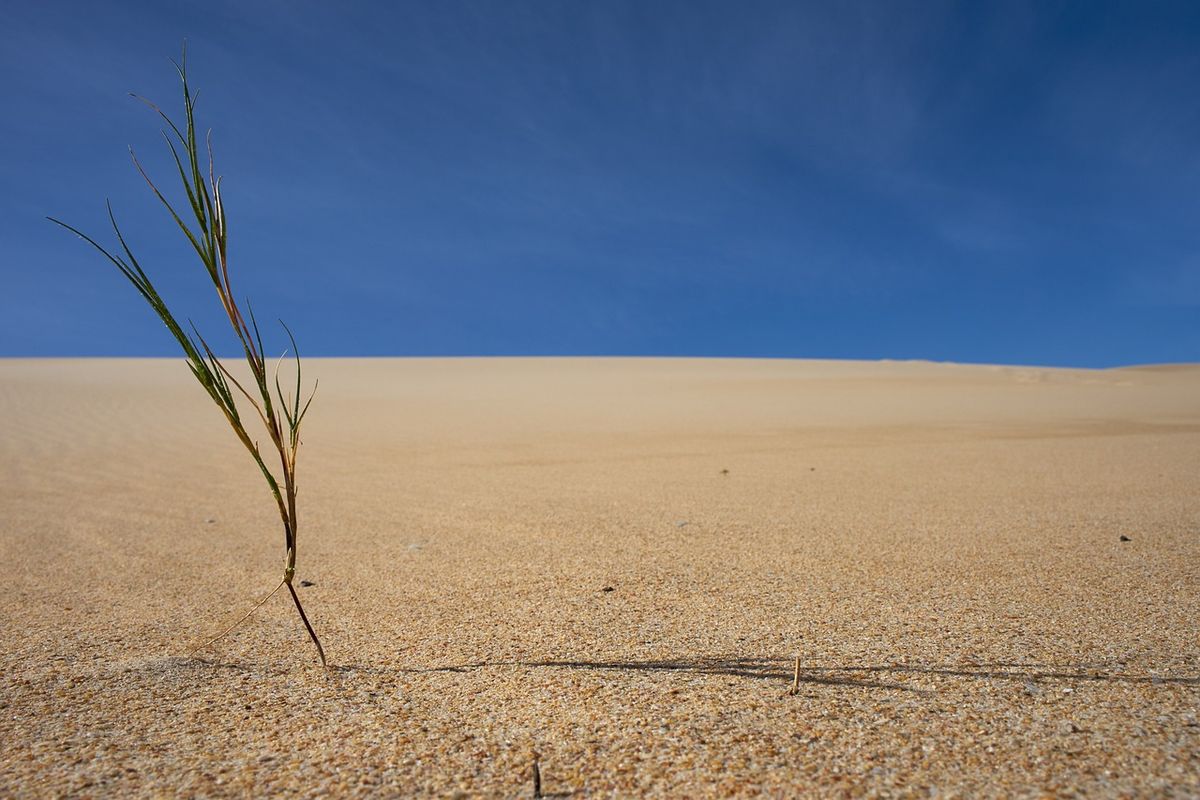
[177, 654, 1198, 694]
[820, 662, 1200, 686]
[389, 656, 917, 692]
[374, 656, 1199, 692]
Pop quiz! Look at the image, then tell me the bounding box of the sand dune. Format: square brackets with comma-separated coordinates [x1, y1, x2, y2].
[2, 358, 1198, 796]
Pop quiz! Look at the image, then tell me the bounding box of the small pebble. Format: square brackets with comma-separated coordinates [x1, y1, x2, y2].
[300, 580, 315, 587]
[1119, 535, 1131, 542]
[602, 586, 614, 593]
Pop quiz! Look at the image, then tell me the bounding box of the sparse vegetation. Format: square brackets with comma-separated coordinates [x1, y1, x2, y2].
[48, 47, 326, 667]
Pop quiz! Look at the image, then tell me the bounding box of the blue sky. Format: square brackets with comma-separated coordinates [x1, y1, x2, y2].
[3, 1, 1198, 366]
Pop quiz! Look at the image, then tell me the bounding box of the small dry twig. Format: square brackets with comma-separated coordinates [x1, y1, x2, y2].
[786, 655, 801, 696]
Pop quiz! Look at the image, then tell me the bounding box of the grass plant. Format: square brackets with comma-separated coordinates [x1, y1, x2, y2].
[49, 48, 326, 667]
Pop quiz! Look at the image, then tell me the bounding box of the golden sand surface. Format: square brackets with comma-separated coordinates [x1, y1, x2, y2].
[1, 357, 1198, 797]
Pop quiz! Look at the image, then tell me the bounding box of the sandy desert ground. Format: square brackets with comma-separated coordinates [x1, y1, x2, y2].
[1, 357, 1197, 797]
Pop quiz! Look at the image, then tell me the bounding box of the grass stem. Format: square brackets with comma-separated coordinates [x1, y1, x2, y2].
[787, 656, 801, 696]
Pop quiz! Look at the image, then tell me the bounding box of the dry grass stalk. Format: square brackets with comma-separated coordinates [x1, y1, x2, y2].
[786, 655, 801, 696]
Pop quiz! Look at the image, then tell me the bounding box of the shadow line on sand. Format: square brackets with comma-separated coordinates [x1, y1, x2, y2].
[817, 663, 1200, 686]
[169, 655, 1198, 691]
[373, 656, 1198, 690]
[381, 656, 918, 692]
